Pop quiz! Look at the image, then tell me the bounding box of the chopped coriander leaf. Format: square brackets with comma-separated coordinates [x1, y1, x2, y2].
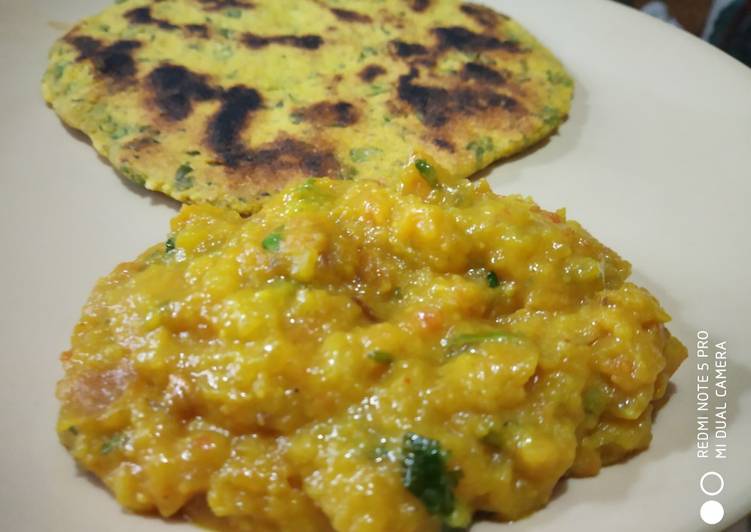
[350, 147, 383, 163]
[415, 159, 439, 188]
[174, 163, 194, 191]
[110, 125, 129, 140]
[466, 137, 494, 166]
[67, 426, 79, 436]
[583, 387, 608, 415]
[359, 46, 377, 61]
[447, 331, 522, 349]
[297, 178, 334, 203]
[224, 8, 242, 17]
[368, 350, 394, 364]
[262, 228, 284, 251]
[486, 271, 500, 288]
[186, 150, 201, 156]
[218, 28, 235, 39]
[368, 84, 389, 97]
[214, 44, 234, 60]
[165, 236, 176, 253]
[441, 524, 468, 532]
[101, 433, 127, 455]
[402, 432, 460, 519]
[51, 62, 67, 80]
[518, 58, 530, 81]
[446, 501, 473, 529]
[339, 165, 359, 180]
[541, 106, 561, 126]
[546, 69, 573, 87]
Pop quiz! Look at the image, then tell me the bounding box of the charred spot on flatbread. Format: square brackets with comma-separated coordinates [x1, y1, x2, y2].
[397, 67, 518, 127]
[390, 40, 429, 58]
[460, 3, 508, 28]
[67, 35, 101, 58]
[202, 87, 345, 177]
[243, 32, 323, 50]
[198, 0, 254, 11]
[148, 64, 218, 121]
[185, 24, 210, 38]
[244, 138, 340, 178]
[433, 138, 455, 151]
[409, 0, 431, 12]
[397, 70, 452, 127]
[207, 86, 263, 166]
[125, 7, 178, 31]
[461, 62, 506, 85]
[67, 36, 141, 81]
[330, 8, 372, 23]
[433, 26, 520, 53]
[295, 101, 359, 128]
[124, 135, 160, 153]
[126, 7, 211, 37]
[359, 64, 386, 82]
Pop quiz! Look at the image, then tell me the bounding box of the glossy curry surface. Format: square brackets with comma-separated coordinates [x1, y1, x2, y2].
[57, 172, 686, 531]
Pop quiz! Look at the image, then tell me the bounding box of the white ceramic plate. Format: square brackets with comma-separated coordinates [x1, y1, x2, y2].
[1, 0, 749, 531]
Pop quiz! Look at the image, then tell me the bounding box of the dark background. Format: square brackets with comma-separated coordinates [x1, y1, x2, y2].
[614, 0, 751, 66]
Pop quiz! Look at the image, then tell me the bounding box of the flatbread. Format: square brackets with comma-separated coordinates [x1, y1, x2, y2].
[43, 0, 574, 212]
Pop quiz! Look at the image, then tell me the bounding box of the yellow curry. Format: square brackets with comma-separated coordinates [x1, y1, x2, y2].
[57, 167, 686, 531]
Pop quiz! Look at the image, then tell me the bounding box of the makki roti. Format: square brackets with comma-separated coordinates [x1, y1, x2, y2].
[57, 168, 686, 531]
[43, 0, 573, 212]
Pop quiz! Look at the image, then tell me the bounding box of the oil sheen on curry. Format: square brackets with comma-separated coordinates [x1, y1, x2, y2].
[57, 165, 686, 531]
[42, 0, 573, 212]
